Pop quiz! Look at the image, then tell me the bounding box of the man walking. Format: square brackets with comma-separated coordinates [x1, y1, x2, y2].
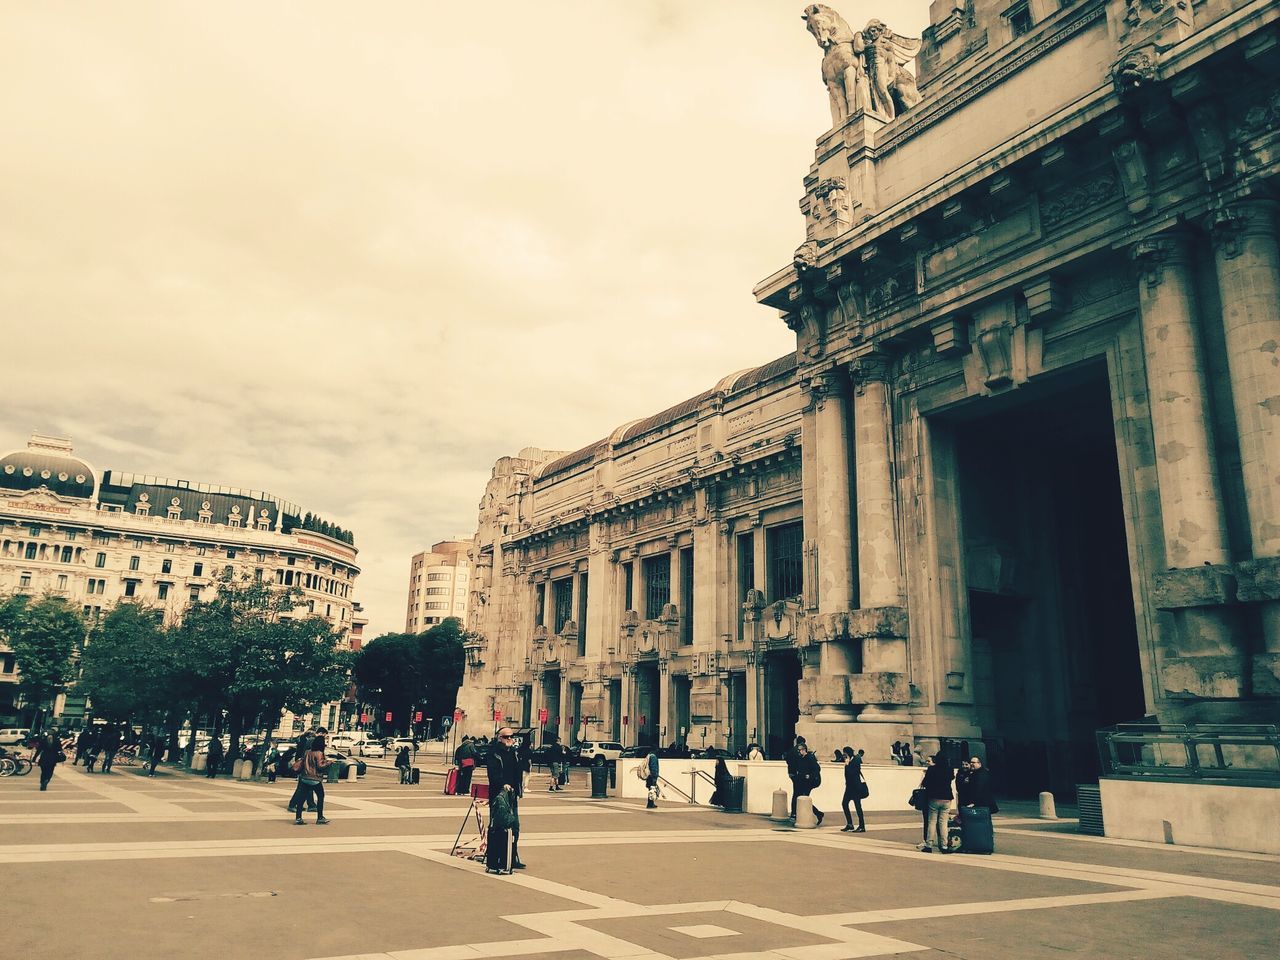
[485, 726, 525, 871]
[794, 741, 824, 826]
[644, 748, 660, 809]
[205, 734, 223, 779]
[547, 736, 567, 792]
[146, 732, 165, 777]
[841, 746, 866, 832]
[784, 735, 807, 819]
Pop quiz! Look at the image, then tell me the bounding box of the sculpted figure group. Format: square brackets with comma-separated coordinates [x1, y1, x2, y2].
[803, 4, 922, 126]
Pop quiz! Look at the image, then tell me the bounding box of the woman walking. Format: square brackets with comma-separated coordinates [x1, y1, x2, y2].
[841, 747, 867, 832]
[918, 752, 954, 853]
[293, 734, 332, 825]
[33, 732, 65, 791]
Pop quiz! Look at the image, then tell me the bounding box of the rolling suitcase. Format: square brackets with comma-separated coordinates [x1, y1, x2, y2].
[444, 766, 459, 796]
[959, 805, 994, 854]
[485, 826, 514, 874]
[410, 767, 421, 785]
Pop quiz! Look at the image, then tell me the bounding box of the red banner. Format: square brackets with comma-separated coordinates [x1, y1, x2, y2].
[414, 711, 423, 722]
[384, 711, 392, 722]
[493, 709, 503, 723]
[538, 707, 548, 723]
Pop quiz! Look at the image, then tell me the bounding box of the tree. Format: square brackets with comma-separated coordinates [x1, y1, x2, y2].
[78, 602, 175, 723]
[175, 572, 351, 754]
[352, 618, 465, 732]
[0, 593, 84, 730]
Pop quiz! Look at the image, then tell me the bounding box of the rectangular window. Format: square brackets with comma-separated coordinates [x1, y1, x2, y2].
[24, 543, 37, 560]
[93, 533, 110, 544]
[157, 583, 169, 600]
[28, 524, 40, 537]
[643, 553, 671, 620]
[577, 572, 589, 657]
[19, 572, 31, 589]
[165, 542, 176, 553]
[196, 545, 207, 556]
[132, 537, 144, 548]
[60, 545, 73, 563]
[193, 562, 203, 577]
[254, 568, 263, 581]
[553, 577, 573, 634]
[427, 572, 449, 581]
[189, 587, 201, 602]
[287, 556, 296, 566]
[226, 548, 237, 559]
[161, 559, 172, 574]
[65, 530, 77, 541]
[767, 521, 805, 602]
[623, 562, 634, 612]
[426, 586, 449, 595]
[95, 551, 106, 568]
[1005, 1, 1032, 38]
[680, 546, 694, 646]
[129, 555, 140, 571]
[223, 564, 234, 578]
[124, 580, 138, 598]
[56, 574, 68, 590]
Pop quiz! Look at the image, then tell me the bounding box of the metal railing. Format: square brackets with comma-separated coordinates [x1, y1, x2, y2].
[1097, 723, 1280, 784]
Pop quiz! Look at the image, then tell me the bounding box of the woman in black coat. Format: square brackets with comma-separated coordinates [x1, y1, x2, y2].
[918, 753, 954, 853]
[841, 747, 866, 832]
[33, 732, 64, 791]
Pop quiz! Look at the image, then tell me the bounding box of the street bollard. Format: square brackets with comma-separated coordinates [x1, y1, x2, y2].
[343, 762, 358, 781]
[769, 788, 790, 822]
[1038, 791, 1057, 819]
[589, 764, 609, 799]
[236, 759, 251, 781]
[192, 753, 207, 772]
[794, 795, 817, 829]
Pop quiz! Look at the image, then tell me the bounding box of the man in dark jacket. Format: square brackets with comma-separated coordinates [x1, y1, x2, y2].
[287, 728, 320, 813]
[457, 736, 476, 795]
[486, 727, 525, 870]
[784, 735, 807, 819]
[547, 737, 566, 792]
[959, 755, 997, 812]
[793, 742, 824, 825]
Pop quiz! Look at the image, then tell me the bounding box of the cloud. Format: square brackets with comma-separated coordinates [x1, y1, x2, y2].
[0, 1, 931, 636]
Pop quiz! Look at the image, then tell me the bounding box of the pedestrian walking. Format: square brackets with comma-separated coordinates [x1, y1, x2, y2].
[73, 727, 92, 766]
[287, 727, 320, 813]
[709, 757, 732, 807]
[547, 736, 567, 791]
[146, 732, 165, 777]
[205, 735, 224, 778]
[456, 736, 477, 795]
[485, 726, 525, 871]
[264, 741, 280, 783]
[918, 752, 954, 853]
[841, 746, 867, 832]
[292, 734, 331, 825]
[784, 735, 807, 819]
[395, 745, 412, 784]
[33, 732, 65, 792]
[793, 742, 824, 825]
[100, 725, 121, 774]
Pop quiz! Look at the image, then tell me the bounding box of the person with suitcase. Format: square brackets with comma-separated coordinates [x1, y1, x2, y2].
[957, 755, 997, 854]
[485, 726, 526, 872]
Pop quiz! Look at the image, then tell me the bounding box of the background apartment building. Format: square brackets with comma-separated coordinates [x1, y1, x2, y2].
[405, 539, 471, 632]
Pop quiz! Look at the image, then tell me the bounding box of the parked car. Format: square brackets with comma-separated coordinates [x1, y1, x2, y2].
[388, 737, 418, 753]
[329, 733, 360, 755]
[359, 738, 386, 758]
[574, 740, 623, 765]
[0, 728, 31, 746]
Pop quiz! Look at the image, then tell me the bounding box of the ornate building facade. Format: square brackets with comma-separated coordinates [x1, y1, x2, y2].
[0, 433, 362, 729]
[458, 0, 1280, 795]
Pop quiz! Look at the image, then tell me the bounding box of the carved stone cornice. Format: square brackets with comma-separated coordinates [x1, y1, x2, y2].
[801, 369, 847, 412]
[1209, 202, 1279, 259]
[1131, 232, 1193, 289]
[848, 351, 893, 395]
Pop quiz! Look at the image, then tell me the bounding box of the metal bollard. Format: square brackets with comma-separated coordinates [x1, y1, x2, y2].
[1038, 791, 1057, 819]
[769, 788, 791, 822]
[794, 795, 817, 829]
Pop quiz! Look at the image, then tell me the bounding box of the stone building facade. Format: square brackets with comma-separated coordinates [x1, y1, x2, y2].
[458, 0, 1280, 794]
[0, 434, 362, 730]
[405, 539, 472, 632]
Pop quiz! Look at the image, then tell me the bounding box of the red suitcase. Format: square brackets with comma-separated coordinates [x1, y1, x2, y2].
[444, 766, 459, 795]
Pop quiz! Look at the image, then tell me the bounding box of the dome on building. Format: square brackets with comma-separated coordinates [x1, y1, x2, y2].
[0, 434, 97, 500]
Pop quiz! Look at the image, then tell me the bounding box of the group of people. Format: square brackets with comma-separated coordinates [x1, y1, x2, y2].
[915, 752, 997, 853]
[778, 736, 868, 831]
[72, 724, 129, 773]
[285, 726, 331, 825]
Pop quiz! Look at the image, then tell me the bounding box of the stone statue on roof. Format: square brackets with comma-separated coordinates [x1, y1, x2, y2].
[802, 5, 922, 126]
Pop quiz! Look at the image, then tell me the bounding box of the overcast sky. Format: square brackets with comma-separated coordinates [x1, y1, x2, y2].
[1, 1, 931, 638]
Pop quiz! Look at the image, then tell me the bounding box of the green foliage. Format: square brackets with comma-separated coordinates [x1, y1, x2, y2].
[79, 602, 172, 722]
[0, 593, 84, 718]
[353, 617, 466, 728]
[173, 572, 352, 751]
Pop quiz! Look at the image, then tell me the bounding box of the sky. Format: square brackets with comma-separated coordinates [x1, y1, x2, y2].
[0, 1, 931, 639]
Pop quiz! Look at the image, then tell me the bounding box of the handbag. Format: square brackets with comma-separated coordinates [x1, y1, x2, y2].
[634, 763, 649, 781]
[908, 787, 927, 811]
[855, 778, 870, 800]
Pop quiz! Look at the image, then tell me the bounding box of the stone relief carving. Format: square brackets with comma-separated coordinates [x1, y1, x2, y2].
[802, 5, 921, 126]
[1112, 46, 1159, 97]
[814, 177, 852, 227]
[1040, 173, 1119, 228]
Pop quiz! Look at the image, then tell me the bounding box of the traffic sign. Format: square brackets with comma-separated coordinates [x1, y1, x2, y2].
[538, 707, 548, 724]
[453, 709, 463, 723]
[360, 713, 368, 724]
[493, 709, 503, 722]
[384, 711, 393, 722]
[414, 711, 423, 723]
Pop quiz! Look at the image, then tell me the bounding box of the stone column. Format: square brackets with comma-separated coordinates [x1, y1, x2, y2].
[1133, 233, 1235, 656]
[1213, 201, 1280, 652]
[851, 353, 903, 614]
[808, 371, 855, 614]
[530, 675, 545, 746]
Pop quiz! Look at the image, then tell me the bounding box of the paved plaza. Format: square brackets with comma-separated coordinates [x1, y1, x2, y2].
[2, 762, 1277, 960]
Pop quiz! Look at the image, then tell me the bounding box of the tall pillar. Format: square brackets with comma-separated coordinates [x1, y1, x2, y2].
[1212, 201, 1280, 652]
[745, 654, 761, 749]
[808, 371, 855, 615]
[1133, 234, 1235, 656]
[620, 664, 634, 746]
[530, 675, 545, 746]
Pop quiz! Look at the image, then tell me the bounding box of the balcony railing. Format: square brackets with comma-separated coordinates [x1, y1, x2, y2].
[1097, 723, 1280, 785]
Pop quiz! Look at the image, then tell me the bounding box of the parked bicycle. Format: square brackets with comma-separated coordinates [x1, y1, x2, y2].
[0, 747, 33, 777]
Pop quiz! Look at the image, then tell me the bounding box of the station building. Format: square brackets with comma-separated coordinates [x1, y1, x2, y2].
[0, 433, 362, 730]
[458, 0, 1280, 796]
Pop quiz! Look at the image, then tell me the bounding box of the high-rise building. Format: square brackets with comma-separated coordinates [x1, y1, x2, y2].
[0, 433, 361, 728]
[405, 539, 472, 632]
